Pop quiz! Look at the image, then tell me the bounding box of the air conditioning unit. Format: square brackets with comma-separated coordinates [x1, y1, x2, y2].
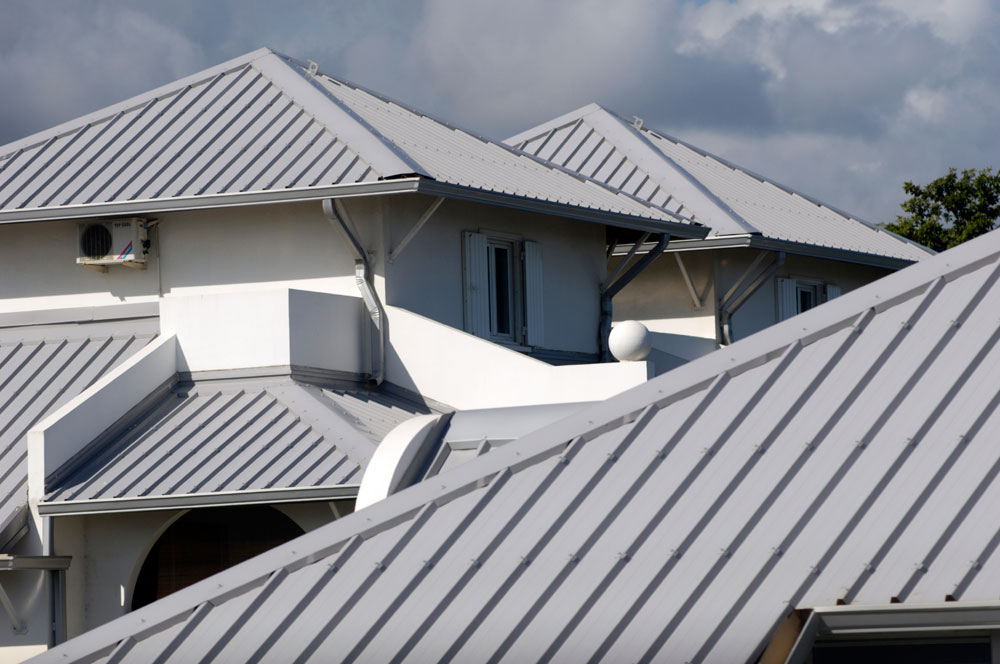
[77, 219, 149, 270]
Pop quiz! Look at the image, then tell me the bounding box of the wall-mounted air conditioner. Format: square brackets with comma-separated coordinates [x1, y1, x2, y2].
[77, 219, 149, 270]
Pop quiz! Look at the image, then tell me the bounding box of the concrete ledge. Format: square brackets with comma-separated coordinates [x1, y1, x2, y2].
[27, 335, 177, 501]
[385, 306, 651, 409]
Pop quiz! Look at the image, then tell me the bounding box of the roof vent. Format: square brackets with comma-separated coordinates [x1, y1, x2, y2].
[76, 219, 149, 271]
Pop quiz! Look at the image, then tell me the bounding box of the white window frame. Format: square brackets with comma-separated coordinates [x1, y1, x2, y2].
[776, 277, 842, 321]
[463, 229, 543, 348]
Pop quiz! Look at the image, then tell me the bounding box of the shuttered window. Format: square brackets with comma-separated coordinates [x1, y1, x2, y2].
[463, 231, 544, 347]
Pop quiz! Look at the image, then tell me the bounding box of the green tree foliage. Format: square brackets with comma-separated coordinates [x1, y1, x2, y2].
[883, 167, 1000, 252]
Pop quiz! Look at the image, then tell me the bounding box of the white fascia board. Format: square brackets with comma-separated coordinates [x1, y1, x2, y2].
[253, 53, 424, 178]
[27, 334, 177, 500]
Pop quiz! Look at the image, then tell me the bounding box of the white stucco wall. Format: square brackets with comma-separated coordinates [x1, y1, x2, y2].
[382, 195, 606, 355]
[722, 250, 892, 341]
[54, 501, 347, 640]
[0, 201, 359, 315]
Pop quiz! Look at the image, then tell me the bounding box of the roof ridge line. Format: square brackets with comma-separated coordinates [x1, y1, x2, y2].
[0, 48, 275, 163]
[254, 53, 427, 179]
[638, 124, 934, 255]
[266, 60, 696, 226]
[594, 106, 759, 235]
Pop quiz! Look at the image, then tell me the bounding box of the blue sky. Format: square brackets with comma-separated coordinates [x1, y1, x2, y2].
[2, 0, 997, 224]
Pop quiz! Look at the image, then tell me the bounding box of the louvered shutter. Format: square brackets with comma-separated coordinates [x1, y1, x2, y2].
[825, 283, 841, 301]
[523, 241, 544, 347]
[463, 231, 490, 336]
[776, 277, 797, 321]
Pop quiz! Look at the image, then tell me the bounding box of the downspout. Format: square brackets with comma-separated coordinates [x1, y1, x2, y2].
[599, 233, 670, 361]
[323, 198, 385, 385]
[719, 251, 786, 345]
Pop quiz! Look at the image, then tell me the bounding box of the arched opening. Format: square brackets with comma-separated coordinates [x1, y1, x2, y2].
[131, 505, 304, 610]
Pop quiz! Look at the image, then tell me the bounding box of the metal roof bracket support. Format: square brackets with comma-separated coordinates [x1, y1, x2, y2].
[0, 579, 24, 634]
[388, 197, 445, 264]
[599, 233, 670, 361]
[674, 253, 703, 309]
[323, 198, 385, 385]
[719, 251, 786, 345]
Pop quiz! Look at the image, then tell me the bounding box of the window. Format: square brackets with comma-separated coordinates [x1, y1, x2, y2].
[777, 277, 841, 321]
[463, 231, 543, 346]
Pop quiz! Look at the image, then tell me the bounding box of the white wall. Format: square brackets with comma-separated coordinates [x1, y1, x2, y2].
[723, 250, 892, 341]
[385, 305, 650, 409]
[382, 195, 606, 354]
[0, 201, 359, 315]
[54, 502, 346, 639]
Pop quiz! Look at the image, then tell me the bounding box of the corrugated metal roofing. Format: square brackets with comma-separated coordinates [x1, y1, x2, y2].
[0, 50, 700, 234]
[43, 376, 430, 508]
[506, 104, 932, 263]
[35, 228, 1000, 663]
[0, 318, 157, 549]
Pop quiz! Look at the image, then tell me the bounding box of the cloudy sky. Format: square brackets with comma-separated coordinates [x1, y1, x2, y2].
[1, 0, 996, 224]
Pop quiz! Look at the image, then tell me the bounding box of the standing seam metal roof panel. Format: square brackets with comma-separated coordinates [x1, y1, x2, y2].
[0, 319, 157, 549]
[0, 49, 700, 235]
[33, 226, 1000, 663]
[506, 104, 933, 263]
[43, 377, 432, 507]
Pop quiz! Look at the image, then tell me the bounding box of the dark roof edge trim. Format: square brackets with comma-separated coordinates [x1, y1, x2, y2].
[415, 180, 708, 238]
[40, 485, 359, 516]
[0, 177, 708, 238]
[658, 236, 920, 269]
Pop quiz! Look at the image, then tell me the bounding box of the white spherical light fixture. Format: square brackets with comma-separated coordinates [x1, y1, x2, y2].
[609, 320, 652, 361]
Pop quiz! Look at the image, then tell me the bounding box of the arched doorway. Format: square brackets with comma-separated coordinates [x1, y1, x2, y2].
[131, 504, 304, 610]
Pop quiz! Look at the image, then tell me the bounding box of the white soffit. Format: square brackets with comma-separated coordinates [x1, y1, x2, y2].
[507, 104, 933, 264]
[34, 227, 1000, 662]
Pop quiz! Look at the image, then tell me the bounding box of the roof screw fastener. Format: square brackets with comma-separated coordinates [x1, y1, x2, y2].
[855, 440, 867, 450]
[374, 561, 385, 571]
[557, 455, 569, 465]
[810, 565, 822, 576]
[470, 559, 481, 569]
[970, 560, 982, 570]
[863, 562, 876, 573]
[771, 547, 783, 558]
[754, 444, 767, 455]
[520, 556, 531, 567]
[720, 548, 732, 559]
[701, 447, 714, 456]
[904, 437, 915, 448]
[606, 453, 618, 463]
[804, 441, 815, 451]
[914, 563, 927, 573]
[958, 434, 968, 444]
[654, 449, 667, 459]
[568, 553, 579, 563]
[617, 552, 631, 562]
[900, 321, 910, 330]
[951, 319, 961, 328]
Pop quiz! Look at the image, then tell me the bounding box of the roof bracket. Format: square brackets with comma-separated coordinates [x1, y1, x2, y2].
[388, 196, 445, 263]
[599, 233, 670, 361]
[0, 579, 25, 634]
[719, 251, 786, 345]
[674, 253, 704, 309]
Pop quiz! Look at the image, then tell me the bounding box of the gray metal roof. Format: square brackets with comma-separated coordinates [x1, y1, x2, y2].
[506, 104, 933, 264]
[42, 376, 431, 514]
[32, 225, 1000, 663]
[0, 50, 704, 237]
[0, 318, 157, 549]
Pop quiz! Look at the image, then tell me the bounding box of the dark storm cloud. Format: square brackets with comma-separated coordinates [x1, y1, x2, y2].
[1, 0, 998, 224]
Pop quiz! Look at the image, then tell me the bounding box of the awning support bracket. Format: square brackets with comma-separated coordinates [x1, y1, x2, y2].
[0, 579, 25, 634]
[388, 197, 445, 263]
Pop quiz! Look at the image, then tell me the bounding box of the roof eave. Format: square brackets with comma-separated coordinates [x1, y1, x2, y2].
[39, 485, 360, 516]
[659, 235, 921, 269]
[0, 178, 709, 238]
